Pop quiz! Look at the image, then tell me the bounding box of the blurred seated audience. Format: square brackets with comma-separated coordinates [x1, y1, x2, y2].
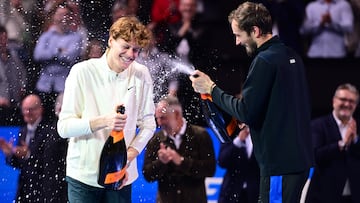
[0, 25, 26, 126]
[300, 0, 354, 58]
[33, 2, 83, 120]
[305, 83, 360, 203]
[169, 0, 205, 64]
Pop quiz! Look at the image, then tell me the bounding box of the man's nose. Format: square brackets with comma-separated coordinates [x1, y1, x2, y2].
[236, 38, 242, 46]
[127, 48, 139, 59]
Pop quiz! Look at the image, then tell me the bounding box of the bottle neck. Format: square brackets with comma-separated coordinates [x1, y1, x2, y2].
[200, 93, 212, 101]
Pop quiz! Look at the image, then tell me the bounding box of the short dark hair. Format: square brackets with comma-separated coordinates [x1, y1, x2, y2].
[228, 2, 272, 36]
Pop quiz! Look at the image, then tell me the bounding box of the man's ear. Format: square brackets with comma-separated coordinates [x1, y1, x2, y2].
[108, 37, 112, 48]
[252, 26, 261, 37]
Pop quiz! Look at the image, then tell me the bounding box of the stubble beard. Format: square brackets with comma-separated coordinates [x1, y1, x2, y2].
[245, 40, 258, 57]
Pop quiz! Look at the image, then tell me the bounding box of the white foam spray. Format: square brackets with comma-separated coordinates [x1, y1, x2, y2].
[170, 59, 196, 75]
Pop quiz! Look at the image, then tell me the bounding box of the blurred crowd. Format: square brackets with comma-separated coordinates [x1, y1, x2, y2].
[1, 0, 360, 126]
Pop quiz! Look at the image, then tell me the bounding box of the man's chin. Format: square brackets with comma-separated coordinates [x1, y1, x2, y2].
[245, 48, 255, 57]
[121, 61, 133, 69]
[338, 113, 352, 121]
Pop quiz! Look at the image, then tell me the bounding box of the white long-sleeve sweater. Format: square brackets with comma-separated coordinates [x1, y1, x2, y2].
[58, 54, 156, 188]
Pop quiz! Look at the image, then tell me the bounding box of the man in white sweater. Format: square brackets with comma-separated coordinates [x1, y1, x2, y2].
[57, 16, 156, 203]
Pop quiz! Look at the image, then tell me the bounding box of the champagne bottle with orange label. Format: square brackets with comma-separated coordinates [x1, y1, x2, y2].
[98, 105, 127, 190]
[200, 93, 238, 143]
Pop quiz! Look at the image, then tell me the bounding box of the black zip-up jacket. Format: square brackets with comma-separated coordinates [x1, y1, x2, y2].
[212, 36, 314, 176]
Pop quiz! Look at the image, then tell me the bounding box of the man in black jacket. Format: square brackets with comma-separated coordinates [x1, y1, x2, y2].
[142, 95, 216, 203]
[190, 2, 314, 202]
[305, 83, 360, 203]
[0, 94, 68, 202]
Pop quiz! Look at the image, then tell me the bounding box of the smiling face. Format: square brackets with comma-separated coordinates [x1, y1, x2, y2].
[107, 37, 142, 72]
[231, 20, 257, 56]
[155, 101, 182, 135]
[21, 95, 43, 125]
[333, 89, 358, 123]
[106, 17, 152, 72]
[155, 96, 184, 136]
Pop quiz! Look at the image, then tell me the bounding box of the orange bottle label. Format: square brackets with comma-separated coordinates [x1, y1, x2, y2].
[226, 117, 238, 136]
[110, 130, 124, 143]
[200, 94, 213, 101]
[104, 166, 127, 184]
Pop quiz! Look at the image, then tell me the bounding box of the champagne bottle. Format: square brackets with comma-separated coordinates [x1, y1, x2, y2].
[98, 105, 127, 190]
[200, 93, 238, 143]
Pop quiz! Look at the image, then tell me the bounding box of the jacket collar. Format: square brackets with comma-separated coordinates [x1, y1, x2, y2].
[256, 35, 281, 55]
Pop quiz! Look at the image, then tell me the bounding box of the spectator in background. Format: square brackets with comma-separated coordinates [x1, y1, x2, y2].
[218, 123, 260, 203]
[0, 0, 34, 51]
[0, 94, 46, 202]
[300, 0, 354, 58]
[83, 38, 106, 60]
[137, 0, 207, 126]
[142, 0, 208, 126]
[5, 0, 44, 93]
[41, 0, 68, 32]
[0, 94, 67, 202]
[305, 83, 360, 203]
[0, 25, 26, 125]
[33, 2, 83, 120]
[0, 0, 25, 45]
[148, 0, 181, 53]
[142, 95, 216, 203]
[66, 0, 89, 57]
[169, 71, 206, 126]
[169, 0, 204, 64]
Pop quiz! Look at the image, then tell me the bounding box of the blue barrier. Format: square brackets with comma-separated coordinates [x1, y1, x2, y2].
[0, 127, 225, 202]
[0, 127, 20, 202]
